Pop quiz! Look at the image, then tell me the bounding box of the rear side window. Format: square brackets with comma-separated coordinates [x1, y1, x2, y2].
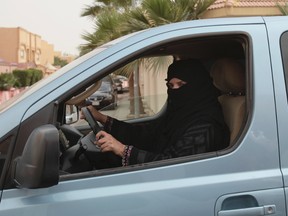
[280, 31, 288, 97]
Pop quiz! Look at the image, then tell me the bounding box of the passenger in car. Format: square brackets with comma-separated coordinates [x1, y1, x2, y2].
[87, 59, 230, 166]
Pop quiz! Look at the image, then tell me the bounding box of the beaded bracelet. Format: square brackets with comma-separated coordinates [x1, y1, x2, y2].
[122, 145, 133, 166]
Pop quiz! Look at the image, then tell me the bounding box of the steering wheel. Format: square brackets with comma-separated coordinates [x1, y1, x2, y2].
[81, 107, 102, 135]
[61, 107, 122, 172]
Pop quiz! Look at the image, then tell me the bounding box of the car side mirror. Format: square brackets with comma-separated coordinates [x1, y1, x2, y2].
[65, 104, 79, 124]
[11, 124, 59, 189]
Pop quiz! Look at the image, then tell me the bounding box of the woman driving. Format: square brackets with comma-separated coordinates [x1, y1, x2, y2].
[85, 59, 230, 166]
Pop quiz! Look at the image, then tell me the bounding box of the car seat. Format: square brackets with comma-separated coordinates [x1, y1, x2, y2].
[210, 58, 246, 145]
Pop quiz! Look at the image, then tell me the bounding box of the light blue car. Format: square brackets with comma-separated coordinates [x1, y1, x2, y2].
[1, 16, 288, 215]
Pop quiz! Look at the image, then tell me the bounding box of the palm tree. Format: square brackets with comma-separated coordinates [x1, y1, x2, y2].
[277, 1, 288, 15]
[79, 0, 132, 55]
[79, 0, 216, 116]
[79, 10, 126, 56]
[80, 0, 216, 53]
[122, 0, 215, 34]
[81, 0, 133, 20]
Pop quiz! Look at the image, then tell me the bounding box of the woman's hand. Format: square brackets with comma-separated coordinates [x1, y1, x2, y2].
[95, 131, 125, 157]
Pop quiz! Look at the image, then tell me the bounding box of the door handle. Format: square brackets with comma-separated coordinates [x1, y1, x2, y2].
[218, 205, 276, 216]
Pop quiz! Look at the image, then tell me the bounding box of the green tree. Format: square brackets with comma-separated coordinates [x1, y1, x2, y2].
[27, 68, 43, 85]
[80, 0, 215, 53]
[0, 73, 17, 90]
[81, 0, 133, 20]
[123, 0, 215, 33]
[13, 68, 43, 87]
[80, 10, 126, 55]
[79, 0, 133, 55]
[13, 69, 32, 87]
[54, 56, 68, 67]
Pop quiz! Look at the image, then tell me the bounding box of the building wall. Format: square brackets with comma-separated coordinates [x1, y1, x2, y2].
[0, 27, 54, 69]
[202, 7, 282, 18]
[41, 40, 54, 66]
[201, 0, 284, 18]
[0, 28, 18, 63]
[0, 63, 17, 74]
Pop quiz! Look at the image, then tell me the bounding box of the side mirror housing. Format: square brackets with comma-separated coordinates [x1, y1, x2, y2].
[65, 105, 79, 124]
[12, 124, 59, 189]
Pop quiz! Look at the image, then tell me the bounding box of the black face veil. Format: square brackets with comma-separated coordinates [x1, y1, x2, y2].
[149, 59, 229, 153]
[166, 59, 217, 112]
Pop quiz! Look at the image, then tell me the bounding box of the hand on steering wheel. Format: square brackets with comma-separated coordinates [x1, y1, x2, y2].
[81, 107, 102, 135]
[95, 131, 125, 157]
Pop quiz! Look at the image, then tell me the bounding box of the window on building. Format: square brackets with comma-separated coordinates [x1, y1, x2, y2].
[20, 50, 25, 58]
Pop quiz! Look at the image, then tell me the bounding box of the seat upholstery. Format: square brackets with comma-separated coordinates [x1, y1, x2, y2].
[210, 58, 246, 144]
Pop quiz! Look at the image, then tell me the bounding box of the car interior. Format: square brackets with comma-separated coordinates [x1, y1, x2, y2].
[5, 34, 249, 187]
[56, 34, 248, 175]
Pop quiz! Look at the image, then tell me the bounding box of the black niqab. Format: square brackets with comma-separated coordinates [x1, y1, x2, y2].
[110, 59, 230, 162]
[166, 59, 217, 112]
[155, 59, 227, 152]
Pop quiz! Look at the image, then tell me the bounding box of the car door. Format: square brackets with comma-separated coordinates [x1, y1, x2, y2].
[267, 17, 288, 215]
[0, 18, 286, 216]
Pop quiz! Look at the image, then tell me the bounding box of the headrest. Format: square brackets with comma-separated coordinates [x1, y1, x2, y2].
[210, 58, 245, 95]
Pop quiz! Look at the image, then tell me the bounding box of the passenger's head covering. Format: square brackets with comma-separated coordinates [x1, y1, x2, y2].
[165, 59, 215, 111]
[156, 59, 229, 153]
[166, 59, 210, 85]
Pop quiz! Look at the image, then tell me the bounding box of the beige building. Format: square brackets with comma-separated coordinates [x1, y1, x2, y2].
[202, 0, 285, 18]
[0, 59, 17, 74]
[54, 51, 76, 64]
[0, 27, 56, 75]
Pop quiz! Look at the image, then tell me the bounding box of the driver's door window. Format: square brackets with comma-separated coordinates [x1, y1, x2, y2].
[74, 56, 172, 124]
